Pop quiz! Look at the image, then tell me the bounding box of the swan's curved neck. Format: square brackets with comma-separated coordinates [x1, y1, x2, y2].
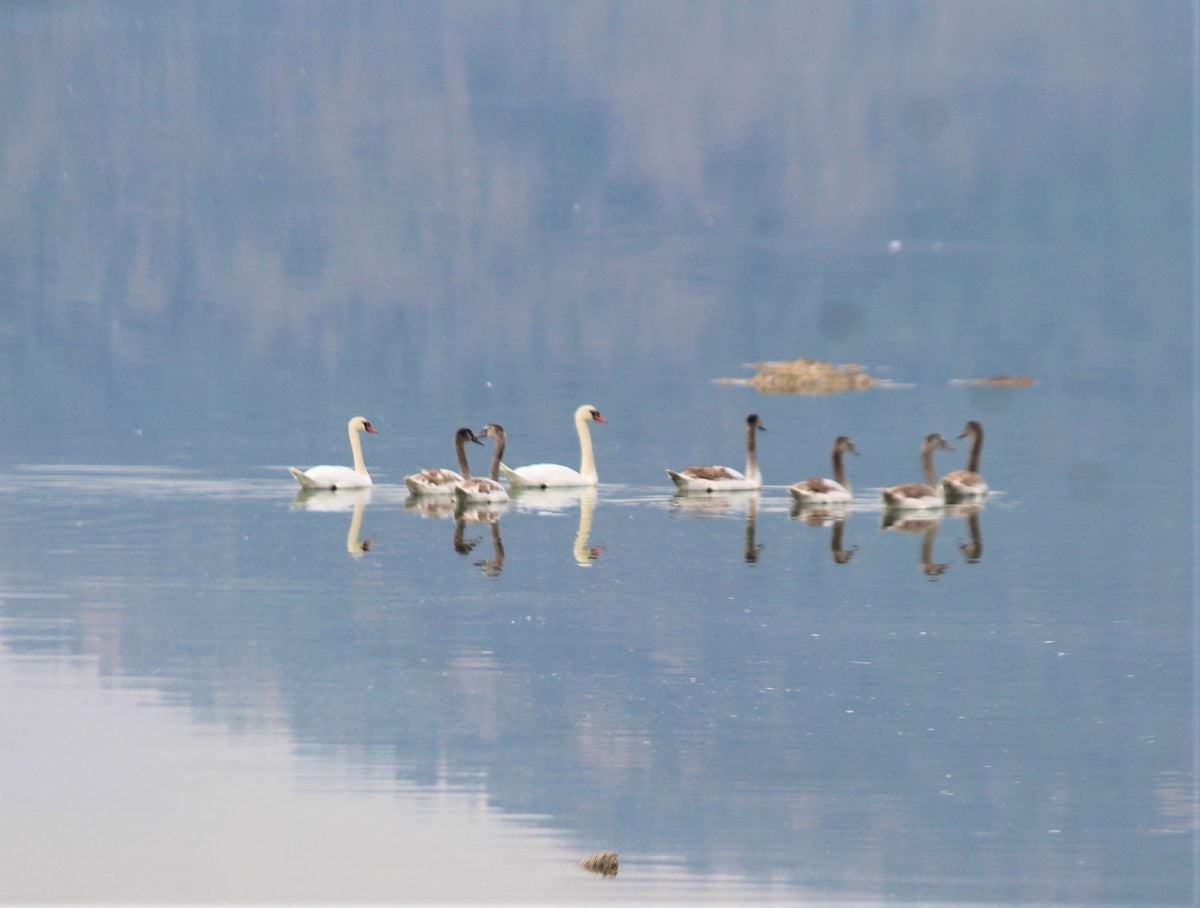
[832, 447, 847, 487]
[456, 435, 472, 479]
[349, 425, 369, 476]
[576, 413, 598, 482]
[489, 433, 505, 482]
[966, 428, 984, 473]
[745, 422, 761, 481]
[921, 445, 937, 487]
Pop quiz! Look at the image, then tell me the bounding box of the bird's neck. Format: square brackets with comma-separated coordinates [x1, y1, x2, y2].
[349, 427, 368, 475]
[456, 437, 472, 479]
[745, 424, 760, 481]
[576, 415, 597, 482]
[966, 430, 983, 473]
[489, 436, 505, 482]
[832, 448, 847, 487]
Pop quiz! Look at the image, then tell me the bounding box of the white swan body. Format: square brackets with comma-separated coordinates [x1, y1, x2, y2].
[405, 428, 482, 496]
[289, 417, 378, 490]
[668, 414, 765, 492]
[790, 436, 858, 504]
[500, 405, 606, 488]
[882, 433, 954, 510]
[456, 424, 510, 504]
[942, 420, 989, 501]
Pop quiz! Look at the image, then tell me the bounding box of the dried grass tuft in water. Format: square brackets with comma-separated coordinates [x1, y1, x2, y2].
[580, 851, 619, 877]
[718, 358, 881, 395]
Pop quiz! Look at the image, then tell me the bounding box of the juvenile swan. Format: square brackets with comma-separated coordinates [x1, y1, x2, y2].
[289, 417, 379, 490]
[455, 424, 510, 504]
[405, 427, 483, 496]
[881, 433, 954, 509]
[942, 420, 989, 501]
[668, 413, 765, 492]
[500, 405, 606, 488]
[790, 436, 859, 504]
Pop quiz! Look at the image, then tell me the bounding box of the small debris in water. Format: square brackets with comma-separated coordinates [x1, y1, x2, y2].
[950, 374, 1037, 388]
[580, 851, 619, 877]
[717, 358, 883, 395]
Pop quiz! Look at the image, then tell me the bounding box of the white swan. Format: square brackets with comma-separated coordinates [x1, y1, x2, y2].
[668, 413, 765, 492]
[882, 433, 954, 509]
[455, 424, 510, 504]
[942, 420, 989, 501]
[289, 417, 378, 490]
[405, 427, 483, 496]
[790, 436, 858, 504]
[500, 404, 606, 488]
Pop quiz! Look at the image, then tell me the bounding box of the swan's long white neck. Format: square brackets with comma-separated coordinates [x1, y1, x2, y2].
[349, 424, 369, 476]
[576, 411, 598, 482]
[744, 421, 761, 482]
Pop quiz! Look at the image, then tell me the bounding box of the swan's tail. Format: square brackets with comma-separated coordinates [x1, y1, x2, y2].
[289, 467, 323, 490]
[666, 469, 687, 490]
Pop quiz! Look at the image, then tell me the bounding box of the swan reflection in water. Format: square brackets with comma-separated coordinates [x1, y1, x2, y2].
[452, 502, 508, 576]
[882, 509, 948, 579]
[947, 501, 985, 563]
[508, 486, 603, 567]
[574, 487, 601, 566]
[404, 494, 457, 520]
[669, 490, 762, 564]
[789, 502, 858, 565]
[403, 493, 510, 520]
[291, 487, 373, 557]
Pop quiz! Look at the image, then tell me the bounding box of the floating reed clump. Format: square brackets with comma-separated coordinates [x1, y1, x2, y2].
[718, 358, 881, 395]
[580, 851, 619, 877]
[950, 374, 1037, 388]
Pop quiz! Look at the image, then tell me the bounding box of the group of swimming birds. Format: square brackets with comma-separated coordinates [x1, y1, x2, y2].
[288, 404, 989, 509]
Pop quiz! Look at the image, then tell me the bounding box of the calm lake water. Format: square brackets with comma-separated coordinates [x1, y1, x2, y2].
[1, 2, 1195, 903]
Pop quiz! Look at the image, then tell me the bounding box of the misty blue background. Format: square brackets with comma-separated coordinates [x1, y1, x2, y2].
[0, 1, 1195, 902]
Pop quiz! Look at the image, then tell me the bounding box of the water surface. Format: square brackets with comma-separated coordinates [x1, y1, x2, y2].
[0, 1, 1194, 902]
